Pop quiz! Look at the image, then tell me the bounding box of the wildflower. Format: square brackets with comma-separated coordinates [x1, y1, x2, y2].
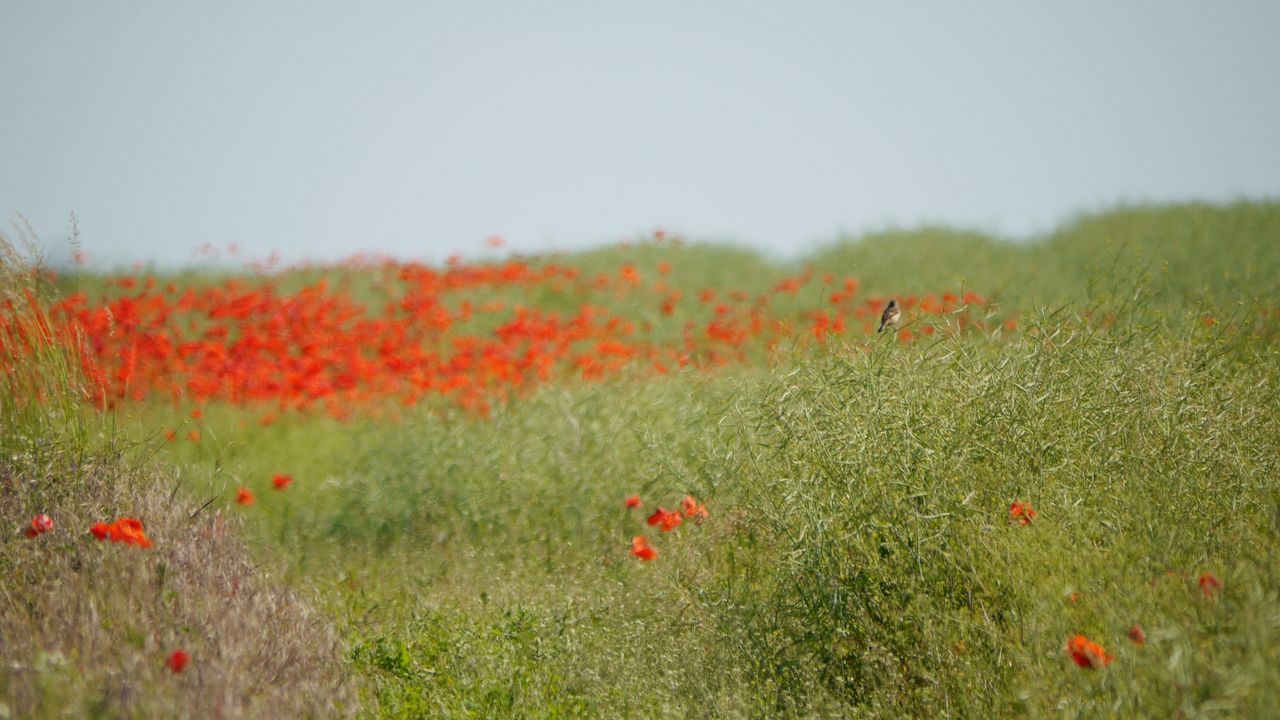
[680, 495, 709, 524]
[1066, 634, 1112, 669]
[111, 518, 153, 548]
[646, 507, 683, 532]
[235, 488, 255, 506]
[1127, 625, 1145, 646]
[164, 429, 177, 442]
[272, 474, 293, 491]
[1199, 572, 1223, 598]
[90, 517, 153, 548]
[1009, 501, 1037, 526]
[165, 649, 190, 673]
[24, 513, 54, 538]
[187, 430, 200, 443]
[190, 408, 203, 420]
[624, 495, 642, 509]
[630, 536, 657, 561]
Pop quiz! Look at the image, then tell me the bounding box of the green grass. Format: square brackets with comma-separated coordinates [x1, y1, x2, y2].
[6, 201, 1280, 717]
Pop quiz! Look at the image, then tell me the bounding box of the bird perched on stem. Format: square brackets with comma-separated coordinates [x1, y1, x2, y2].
[878, 299, 900, 333]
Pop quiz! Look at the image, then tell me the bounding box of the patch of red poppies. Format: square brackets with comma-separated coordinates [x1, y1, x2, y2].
[3, 252, 1009, 421]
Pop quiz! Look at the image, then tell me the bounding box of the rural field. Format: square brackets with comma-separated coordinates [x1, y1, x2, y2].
[2, 201, 1279, 718]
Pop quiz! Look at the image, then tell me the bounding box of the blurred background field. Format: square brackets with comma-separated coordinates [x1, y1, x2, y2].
[4, 202, 1278, 717]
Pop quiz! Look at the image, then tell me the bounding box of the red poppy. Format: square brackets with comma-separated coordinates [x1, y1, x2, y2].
[112, 517, 153, 548]
[272, 474, 293, 491]
[1009, 501, 1037, 526]
[630, 536, 657, 561]
[165, 649, 190, 673]
[1127, 625, 1146, 646]
[1199, 572, 1223, 598]
[646, 507, 683, 532]
[187, 430, 201, 443]
[235, 488, 255, 506]
[90, 517, 153, 548]
[24, 513, 54, 538]
[679, 495, 709, 524]
[624, 495, 641, 509]
[1066, 634, 1112, 669]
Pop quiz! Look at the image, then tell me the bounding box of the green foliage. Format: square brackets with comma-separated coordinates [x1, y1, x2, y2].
[701, 311, 1278, 715]
[10, 202, 1280, 717]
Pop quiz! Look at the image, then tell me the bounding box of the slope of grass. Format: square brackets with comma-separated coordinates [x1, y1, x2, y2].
[0, 230, 357, 718]
[811, 200, 1280, 312]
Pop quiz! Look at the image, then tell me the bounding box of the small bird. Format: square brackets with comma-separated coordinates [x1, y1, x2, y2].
[877, 299, 900, 333]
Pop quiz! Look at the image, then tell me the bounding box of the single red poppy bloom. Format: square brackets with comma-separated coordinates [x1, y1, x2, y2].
[1009, 501, 1037, 526]
[112, 517, 153, 548]
[90, 517, 153, 548]
[624, 495, 641, 509]
[630, 536, 657, 561]
[1066, 634, 1112, 669]
[25, 513, 54, 537]
[166, 649, 190, 673]
[646, 507, 683, 532]
[235, 488, 255, 506]
[272, 474, 293, 491]
[1127, 625, 1146, 646]
[1199, 572, 1223, 598]
[679, 495, 709, 524]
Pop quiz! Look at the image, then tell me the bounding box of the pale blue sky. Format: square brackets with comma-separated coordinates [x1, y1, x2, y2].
[2, 1, 1278, 267]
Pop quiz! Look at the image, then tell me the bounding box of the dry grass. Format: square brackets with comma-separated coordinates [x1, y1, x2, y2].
[0, 458, 357, 718]
[0, 224, 357, 718]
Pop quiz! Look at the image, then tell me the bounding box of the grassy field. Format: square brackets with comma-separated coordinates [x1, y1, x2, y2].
[3, 201, 1279, 718]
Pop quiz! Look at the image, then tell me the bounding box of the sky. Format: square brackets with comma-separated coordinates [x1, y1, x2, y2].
[2, 1, 1278, 267]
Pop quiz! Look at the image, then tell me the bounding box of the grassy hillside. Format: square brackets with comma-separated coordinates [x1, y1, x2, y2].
[4, 201, 1280, 718]
[813, 200, 1280, 312]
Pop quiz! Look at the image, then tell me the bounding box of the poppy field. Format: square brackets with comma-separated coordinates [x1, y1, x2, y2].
[3, 202, 1280, 718]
